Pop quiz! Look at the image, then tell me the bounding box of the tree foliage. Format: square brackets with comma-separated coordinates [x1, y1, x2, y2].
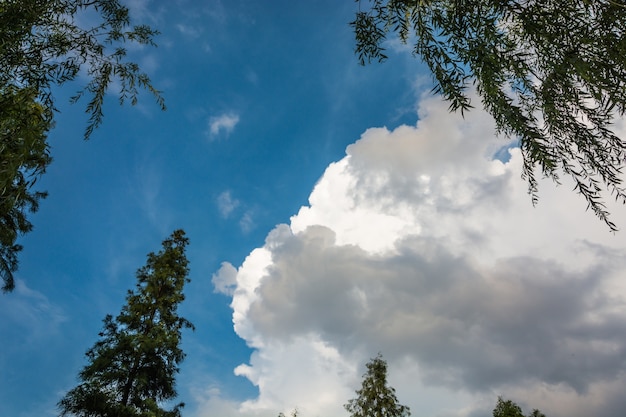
[58, 230, 193, 417]
[0, 0, 164, 291]
[0, 85, 51, 292]
[352, 0, 626, 230]
[1, 0, 165, 137]
[493, 397, 546, 417]
[345, 353, 410, 417]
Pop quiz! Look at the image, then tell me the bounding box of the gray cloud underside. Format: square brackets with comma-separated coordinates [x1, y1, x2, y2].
[248, 225, 626, 395]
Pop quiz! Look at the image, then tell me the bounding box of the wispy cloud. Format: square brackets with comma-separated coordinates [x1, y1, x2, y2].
[207, 112, 240, 139]
[216, 190, 255, 233]
[238, 211, 255, 233]
[0, 279, 67, 344]
[176, 23, 203, 39]
[217, 190, 240, 218]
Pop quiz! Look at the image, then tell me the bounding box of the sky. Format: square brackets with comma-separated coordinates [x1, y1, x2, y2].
[2, 1, 626, 417]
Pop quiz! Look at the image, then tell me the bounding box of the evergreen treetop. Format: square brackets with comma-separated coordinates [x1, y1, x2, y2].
[58, 229, 193, 417]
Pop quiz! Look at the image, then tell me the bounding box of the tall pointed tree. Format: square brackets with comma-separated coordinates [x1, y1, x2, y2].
[58, 229, 194, 417]
[345, 353, 411, 417]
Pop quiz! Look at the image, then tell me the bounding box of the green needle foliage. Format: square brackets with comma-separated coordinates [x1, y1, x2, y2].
[0, 0, 164, 291]
[345, 353, 410, 417]
[58, 230, 194, 417]
[352, 0, 626, 230]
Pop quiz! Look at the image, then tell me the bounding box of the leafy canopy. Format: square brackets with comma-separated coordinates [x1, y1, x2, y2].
[0, 86, 51, 292]
[58, 230, 193, 417]
[493, 397, 546, 417]
[353, 0, 626, 230]
[0, 0, 163, 291]
[1, 0, 165, 138]
[345, 353, 411, 417]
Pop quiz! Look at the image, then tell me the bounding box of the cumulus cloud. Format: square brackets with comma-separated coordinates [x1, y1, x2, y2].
[208, 112, 240, 138]
[212, 262, 238, 296]
[204, 93, 626, 417]
[189, 385, 248, 417]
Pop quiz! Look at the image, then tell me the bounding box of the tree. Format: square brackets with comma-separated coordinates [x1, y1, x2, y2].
[345, 353, 411, 417]
[493, 397, 545, 417]
[0, 0, 164, 291]
[0, 85, 52, 292]
[352, 0, 626, 230]
[1, 0, 165, 137]
[58, 230, 194, 417]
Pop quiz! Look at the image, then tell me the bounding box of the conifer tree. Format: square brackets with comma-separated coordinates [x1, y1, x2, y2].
[345, 353, 410, 417]
[58, 230, 193, 417]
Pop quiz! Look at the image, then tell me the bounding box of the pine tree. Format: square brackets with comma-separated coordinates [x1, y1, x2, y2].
[58, 230, 193, 417]
[345, 353, 411, 417]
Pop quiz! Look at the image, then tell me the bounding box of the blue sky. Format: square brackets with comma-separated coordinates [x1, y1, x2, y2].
[2, 1, 626, 417]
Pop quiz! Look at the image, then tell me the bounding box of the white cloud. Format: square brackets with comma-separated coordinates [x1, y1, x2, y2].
[239, 211, 255, 234]
[189, 385, 245, 417]
[217, 190, 240, 218]
[208, 112, 240, 138]
[204, 93, 626, 417]
[215, 191, 255, 233]
[234, 337, 356, 416]
[176, 23, 203, 38]
[212, 262, 238, 296]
